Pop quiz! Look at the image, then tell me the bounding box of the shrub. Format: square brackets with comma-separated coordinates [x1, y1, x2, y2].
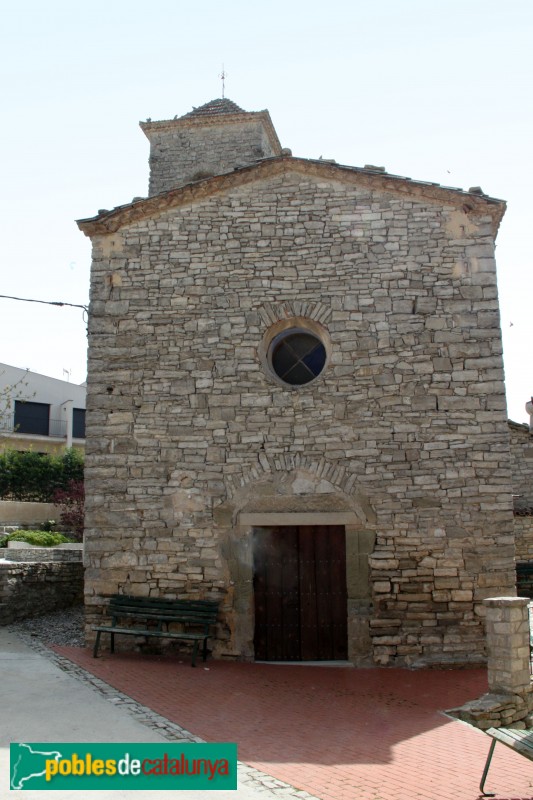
[52, 480, 84, 541]
[7, 530, 74, 547]
[60, 449, 85, 485]
[0, 449, 84, 502]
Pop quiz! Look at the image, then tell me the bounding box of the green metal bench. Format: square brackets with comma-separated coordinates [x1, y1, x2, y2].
[92, 595, 218, 667]
[517, 561, 533, 599]
[480, 726, 533, 796]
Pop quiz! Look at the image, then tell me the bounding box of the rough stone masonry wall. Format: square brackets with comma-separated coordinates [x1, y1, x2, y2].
[4, 545, 83, 563]
[508, 422, 533, 562]
[145, 119, 279, 196]
[515, 517, 533, 562]
[509, 422, 533, 499]
[0, 561, 84, 624]
[85, 169, 515, 665]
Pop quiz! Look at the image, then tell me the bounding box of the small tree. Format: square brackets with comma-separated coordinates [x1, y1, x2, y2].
[52, 479, 85, 541]
[0, 368, 34, 420]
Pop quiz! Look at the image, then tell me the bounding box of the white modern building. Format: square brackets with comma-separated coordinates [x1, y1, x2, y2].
[0, 363, 86, 454]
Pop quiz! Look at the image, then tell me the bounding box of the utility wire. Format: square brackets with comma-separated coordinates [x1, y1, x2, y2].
[0, 293, 88, 313]
[0, 294, 88, 329]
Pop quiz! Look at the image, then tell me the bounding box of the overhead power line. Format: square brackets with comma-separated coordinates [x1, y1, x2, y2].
[0, 294, 88, 321]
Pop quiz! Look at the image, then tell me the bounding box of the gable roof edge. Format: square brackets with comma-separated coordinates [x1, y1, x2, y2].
[77, 156, 506, 237]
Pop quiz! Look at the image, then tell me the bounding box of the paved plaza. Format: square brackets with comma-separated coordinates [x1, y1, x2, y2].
[3, 624, 533, 799]
[34, 638, 533, 799]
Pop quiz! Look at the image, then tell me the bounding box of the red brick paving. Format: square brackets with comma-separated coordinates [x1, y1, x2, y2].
[54, 646, 533, 800]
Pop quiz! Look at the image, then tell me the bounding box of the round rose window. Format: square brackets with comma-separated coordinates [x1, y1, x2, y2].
[269, 329, 327, 386]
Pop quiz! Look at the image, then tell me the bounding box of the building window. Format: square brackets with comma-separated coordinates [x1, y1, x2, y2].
[73, 408, 86, 439]
[260, 317, 331, 389]
[14, 401, 50, 436]
[269, 330, 326, 386]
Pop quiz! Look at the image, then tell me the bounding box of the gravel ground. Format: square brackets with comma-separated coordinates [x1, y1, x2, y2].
[8, 605, 85, 647]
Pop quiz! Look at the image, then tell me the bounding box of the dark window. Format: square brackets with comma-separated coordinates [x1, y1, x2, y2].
[270, 330, 326, 386]
[14, 401, 50, 436]
[72, 408, 86, 439]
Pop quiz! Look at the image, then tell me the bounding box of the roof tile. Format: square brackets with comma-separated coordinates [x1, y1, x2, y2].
[182, 98, 245, 118]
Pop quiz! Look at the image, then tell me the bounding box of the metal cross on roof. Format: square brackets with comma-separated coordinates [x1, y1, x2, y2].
[219, 64, 227, 99]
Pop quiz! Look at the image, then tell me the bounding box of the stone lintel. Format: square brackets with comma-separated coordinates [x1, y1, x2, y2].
[484, 597, 530, 608]
[239, 511, 359, 527]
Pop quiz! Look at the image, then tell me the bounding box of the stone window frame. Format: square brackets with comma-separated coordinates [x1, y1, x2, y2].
[259, 316, 332, 390]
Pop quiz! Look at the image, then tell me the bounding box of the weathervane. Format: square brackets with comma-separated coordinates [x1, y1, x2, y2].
[219, 64, 227, 98]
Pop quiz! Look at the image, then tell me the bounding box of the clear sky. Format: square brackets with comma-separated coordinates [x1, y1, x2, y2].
[1, 0, 531, 422]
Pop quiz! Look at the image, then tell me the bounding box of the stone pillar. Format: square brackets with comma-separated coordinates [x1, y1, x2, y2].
[484, 597, 531, 693]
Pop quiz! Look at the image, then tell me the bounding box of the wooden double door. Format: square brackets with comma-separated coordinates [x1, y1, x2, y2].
[253, 525, 347, 661]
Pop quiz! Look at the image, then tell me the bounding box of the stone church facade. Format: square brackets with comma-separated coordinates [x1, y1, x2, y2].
[79, 98, 515, 667]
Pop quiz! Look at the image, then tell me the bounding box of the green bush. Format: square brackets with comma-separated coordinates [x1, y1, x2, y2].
[6, 530, 74, 547]
[0, 449, 84, 502]
[0, 534, 8, 548]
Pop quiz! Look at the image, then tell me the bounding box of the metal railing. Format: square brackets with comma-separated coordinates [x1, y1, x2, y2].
[0, 415, 67, 438]
[48, 418, 67, 437]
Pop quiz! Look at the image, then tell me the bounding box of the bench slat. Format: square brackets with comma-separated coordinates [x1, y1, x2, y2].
[109, 608, 217, 622]
[93, 626, 206, 641]
[486, 727, 533, 760]
[92, 594, 219, 666]
[111, 596, 217, 608]
[480, 726, 533, 795]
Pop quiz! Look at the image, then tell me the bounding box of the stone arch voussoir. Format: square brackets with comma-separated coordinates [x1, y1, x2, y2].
[223, 452, 376, 525]
[258, 300, 332, 328]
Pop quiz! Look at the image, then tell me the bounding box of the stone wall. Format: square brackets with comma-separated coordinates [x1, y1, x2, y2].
[0, 561, 84, 624]
[515, 516, 533, 562]
[83, 162, 514, 666]
[4, 544, 83, 563]
[508, 421, 533, 566]
[509, 421, 533, 500]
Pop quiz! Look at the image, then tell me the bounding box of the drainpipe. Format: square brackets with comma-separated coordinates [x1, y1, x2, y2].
[62, 400, 73, 448]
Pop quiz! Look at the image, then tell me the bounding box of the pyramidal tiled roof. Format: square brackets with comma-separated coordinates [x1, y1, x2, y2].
[182, 98, 245, 118]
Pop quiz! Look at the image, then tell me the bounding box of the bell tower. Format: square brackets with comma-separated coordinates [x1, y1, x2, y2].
[140, 98, 282, 196]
